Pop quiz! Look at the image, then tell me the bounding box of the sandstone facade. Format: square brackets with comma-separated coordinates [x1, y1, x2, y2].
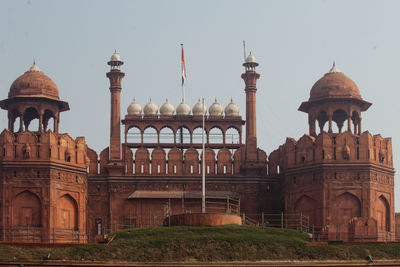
[0, 55, 396, 243]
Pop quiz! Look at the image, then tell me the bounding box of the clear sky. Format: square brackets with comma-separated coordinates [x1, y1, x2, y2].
[0, 0, 399, 210]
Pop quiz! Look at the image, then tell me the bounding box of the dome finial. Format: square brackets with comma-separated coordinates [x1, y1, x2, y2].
[28, 60, 40, 72]
[328, 61, 341, 74]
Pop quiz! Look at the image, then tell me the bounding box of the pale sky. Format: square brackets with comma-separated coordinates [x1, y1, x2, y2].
[0, 0, 399, 210]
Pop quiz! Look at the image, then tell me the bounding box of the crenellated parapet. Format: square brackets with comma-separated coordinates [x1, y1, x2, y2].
[0, 129, 89, 169]
[278, 131, 392, 169]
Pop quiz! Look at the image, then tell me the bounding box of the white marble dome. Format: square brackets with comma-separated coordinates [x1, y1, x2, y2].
[209, 98, 223, 116]
[176, 100, 191, 115]
[127, 97, 142, 115]
[143, 98, 158, 116]
[110, 51, 121, 62]
[192, 99, 206, 116]
[246, 52, 256, 63]
[224, 98, 239, 116]
[160, 98, 174, 115]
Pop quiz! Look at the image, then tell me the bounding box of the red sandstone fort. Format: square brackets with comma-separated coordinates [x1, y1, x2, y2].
[0, 51, 397, 243]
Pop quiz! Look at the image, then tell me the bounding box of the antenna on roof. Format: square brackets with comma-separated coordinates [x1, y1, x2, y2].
[243, 40, 246, 62]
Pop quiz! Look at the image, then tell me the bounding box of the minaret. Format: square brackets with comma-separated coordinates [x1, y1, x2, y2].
[106, 51, 125, 161]
[241, 52, 260, 162]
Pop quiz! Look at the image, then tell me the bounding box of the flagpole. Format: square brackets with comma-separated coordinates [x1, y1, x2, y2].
[181, 44, 185, 102]
[202, 98, 206, 214]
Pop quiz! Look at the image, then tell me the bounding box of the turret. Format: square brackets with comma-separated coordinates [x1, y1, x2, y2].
[241, 52, 260, 162]
[106, 51, 125, 160]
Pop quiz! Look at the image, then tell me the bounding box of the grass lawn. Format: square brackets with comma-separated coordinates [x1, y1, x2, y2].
[0, 225, 399, 262]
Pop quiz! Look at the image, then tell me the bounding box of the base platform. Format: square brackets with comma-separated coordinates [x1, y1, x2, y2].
[168, 213, 242, 226]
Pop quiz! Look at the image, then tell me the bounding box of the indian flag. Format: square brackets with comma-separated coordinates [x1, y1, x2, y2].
[181, 44, 186, 86]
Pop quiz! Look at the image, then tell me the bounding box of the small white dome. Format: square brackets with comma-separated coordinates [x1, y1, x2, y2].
[28, 60, 40, 72]
[127, 98, 142, 115]
[225, 98, 239, 116]
[143, 98, 158, 116]
[110, 50, 121, 62]
[208, 98, 223, 116]
[176, 100, 191, 115]
[192, 99, 206, 116]
[160, 98, 174, 115]
[246, 52, 256, 63]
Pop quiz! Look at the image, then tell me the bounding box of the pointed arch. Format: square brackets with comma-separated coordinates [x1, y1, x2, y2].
[127, 126, 142, 143]
[333, 192, 361, 225]
[168, 147, 183, 175]
[209, 127, 224, 144]
[176, 126, 191, 144]
[376, 195, 390, 231]
[12, 190, 41, 227]
[159, 126, 175, 143]
[143, 126, 158, 143]
[294, 195, 316, 225]
[57, 194, 78, 230]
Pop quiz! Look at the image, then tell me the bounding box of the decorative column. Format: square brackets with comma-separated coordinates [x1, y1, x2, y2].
[54, 114, 59, 133]
[328, 113, 333, 133]
[309, 115, 316, 137]
[8, 113, 13, 132]
[347, 114, 352, 132]
[39, 110, 43, 132]
[19, 114, 24, 132]
[106, 52, 125, 160]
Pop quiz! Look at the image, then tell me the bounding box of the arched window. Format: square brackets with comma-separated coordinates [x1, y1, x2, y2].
[317, 111, 328, 134]
[23, 107, 39, 131]
[43, 109, 55, 131]
[159, 127, 174, 143]
[176, 126, 190, 143]
[143, 126, 158, 143]
[225, 127, 240, 144]
[332, 109, 347, 133]
[127, 126, 142, 143]
[193, 127, 207, 144]
[209, 127, 224, 144]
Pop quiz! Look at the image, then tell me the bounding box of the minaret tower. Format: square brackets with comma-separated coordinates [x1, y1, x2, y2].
[106, 51, 125, 161]
[241, 52, 260, 163]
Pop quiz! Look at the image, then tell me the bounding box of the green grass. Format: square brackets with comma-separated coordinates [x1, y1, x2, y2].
[0, 225, 399, 262]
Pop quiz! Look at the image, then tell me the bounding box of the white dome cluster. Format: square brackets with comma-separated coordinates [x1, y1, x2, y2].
[126, 98, 239, 117]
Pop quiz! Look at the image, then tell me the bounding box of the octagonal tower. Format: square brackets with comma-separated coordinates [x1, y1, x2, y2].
[0, 61, 89, 243]
[271, 64, 395, 242]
